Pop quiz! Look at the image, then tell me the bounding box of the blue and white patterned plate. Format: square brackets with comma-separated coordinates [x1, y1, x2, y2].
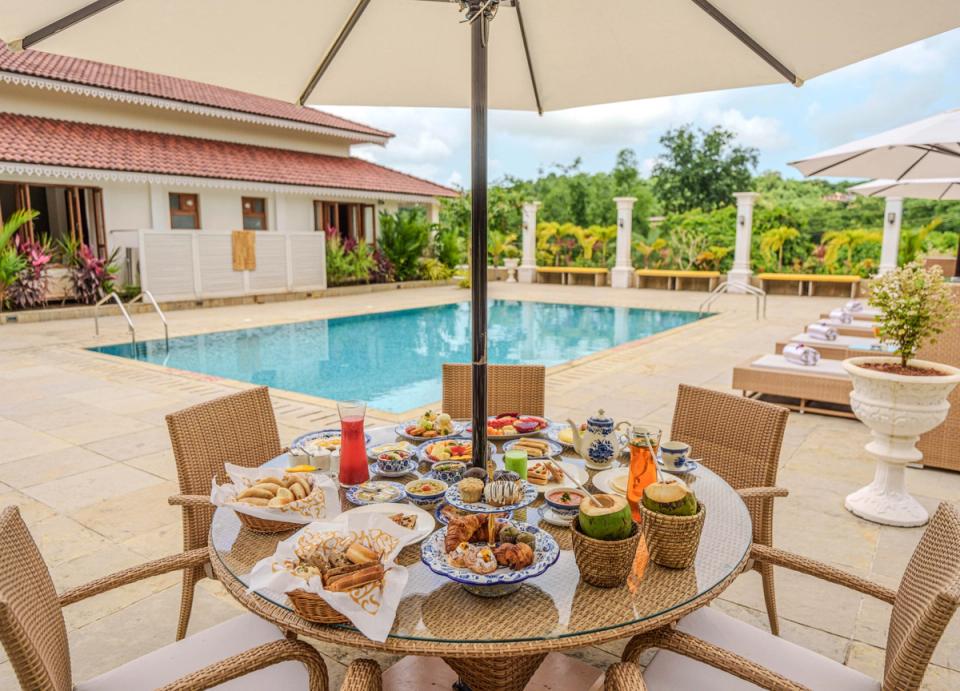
[434, 502, 512, 526]
[420, 520, 559, 589]
[370, 459, 419, 478]
[444, 480, 537, 514]
[291, 428, 371, 452]
[345, 481, 406, 506]
[466, 415, 553, 441]
[503, 438, 564, 459]
[366, 440, 416, 462]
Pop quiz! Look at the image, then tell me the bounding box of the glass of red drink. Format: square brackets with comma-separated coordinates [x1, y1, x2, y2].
[337, 400, 368, 486]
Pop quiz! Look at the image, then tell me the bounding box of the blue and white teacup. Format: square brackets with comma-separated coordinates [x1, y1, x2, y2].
[660, 441, 691, 470]
[431, 461, 466, 485]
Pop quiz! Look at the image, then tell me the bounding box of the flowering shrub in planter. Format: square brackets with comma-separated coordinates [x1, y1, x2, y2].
[8, 236, 52, 310]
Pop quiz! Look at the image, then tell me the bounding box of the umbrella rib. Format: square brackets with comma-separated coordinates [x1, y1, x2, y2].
[298, 0, 372, 106]
[938, 183, 954, 201]
[896, 149, 929, 181]
[690, 0, 801, 86]
[17, 0, 126, 50]
[804, 149, 871, 177]
[868, 183, 900, 197]
[514, 0, 543, 115]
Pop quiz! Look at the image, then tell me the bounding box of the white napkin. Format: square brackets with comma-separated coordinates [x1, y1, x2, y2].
[844, 300, 864, 312]
[248, 513, 416, 642]
[806, 323, 838, 341]
[829, 308, 853, 324]
[211, 463, 341, 524]
[783, 343, 821, 366]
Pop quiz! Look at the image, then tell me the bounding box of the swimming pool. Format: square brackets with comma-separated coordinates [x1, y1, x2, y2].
[92, 300, 705, 413]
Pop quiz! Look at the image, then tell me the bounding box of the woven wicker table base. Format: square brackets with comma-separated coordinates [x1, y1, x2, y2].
[444, 653, 547, 691]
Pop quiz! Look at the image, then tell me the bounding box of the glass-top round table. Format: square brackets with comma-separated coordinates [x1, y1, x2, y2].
[209, 424, 752, 690]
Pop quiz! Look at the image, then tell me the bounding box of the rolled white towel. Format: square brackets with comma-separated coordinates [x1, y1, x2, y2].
[844, 300, 864, 312]
[783, 343, 821, 366]
[829, 308, 853, 324]
[807, 323, 838, 341]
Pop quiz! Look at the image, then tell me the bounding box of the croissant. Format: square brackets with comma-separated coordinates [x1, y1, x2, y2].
[444, 515, 504, 553]
[493, 542, 534, 570]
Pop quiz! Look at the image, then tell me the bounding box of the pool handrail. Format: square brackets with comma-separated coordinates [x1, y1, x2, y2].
[128, 290, 169, 350]
[94, 292, 136, 350]
[699, 281, 767, 320]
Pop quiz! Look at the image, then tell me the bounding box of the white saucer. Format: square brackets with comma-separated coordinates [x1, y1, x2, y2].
[659, 460, 699, 474]
[585, 458, 622, 471]
[592, 466, 629, 495]
[540, 507, 575, 527]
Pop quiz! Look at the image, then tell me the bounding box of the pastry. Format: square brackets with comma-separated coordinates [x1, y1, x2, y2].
[494, 542, 534, 570]
[458, 478, 484, 503]
[483, 480, 521, 507]
[527, 463, 549, 485]
[544, 461, 565, 483]
[389, 513, 417, 529]
[469, 547, 498, 574]
[498, 524, 520, 543]
[444, 514, 503, 552]
[494, 470, 520, 483]
[514, 438, 550, 456]
[234, 474, 312, 506]
[447, 541, 475, 568]
[515, 531, 536, 548]
[463, 467, 487, 481]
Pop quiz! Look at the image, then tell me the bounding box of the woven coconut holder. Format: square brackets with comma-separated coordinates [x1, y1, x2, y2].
[570, 519, 642, 588]
[287, 589, 350, 624]
[640, 502, 706, 569]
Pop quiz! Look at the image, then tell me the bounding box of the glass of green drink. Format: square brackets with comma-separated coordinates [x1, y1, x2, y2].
[504, 448, 528, 480]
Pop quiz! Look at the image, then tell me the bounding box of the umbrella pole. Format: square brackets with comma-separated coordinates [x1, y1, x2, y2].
[469, 5, 488, 470]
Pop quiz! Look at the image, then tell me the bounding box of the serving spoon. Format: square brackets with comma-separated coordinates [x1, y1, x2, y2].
[545, 460, 612, 508]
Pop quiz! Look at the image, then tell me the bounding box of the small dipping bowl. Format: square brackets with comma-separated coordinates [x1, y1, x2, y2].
[377, 449, 413, 473]
[431, 461, 466, 485]
[405, 478, 449, 508]
[544, 487, 588, 518]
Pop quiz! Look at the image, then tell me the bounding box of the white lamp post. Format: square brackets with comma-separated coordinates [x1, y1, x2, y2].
[879, 197, 903, 275]
[518, 201, 540, 284]
[611, 197, 637, 288]
[728, 192, 759, 293]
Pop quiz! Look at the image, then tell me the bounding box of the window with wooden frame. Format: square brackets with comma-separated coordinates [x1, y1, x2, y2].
[241, 196, 267, 230]
[169, 193, 200, 229]
[313, 201, 376, 244]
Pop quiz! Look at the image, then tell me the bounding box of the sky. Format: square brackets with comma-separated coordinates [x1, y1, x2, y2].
[324, 28, 960, 190]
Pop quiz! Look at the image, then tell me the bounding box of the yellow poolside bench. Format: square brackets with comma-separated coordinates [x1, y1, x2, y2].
[536, 266, 608, 286]
[757, 272, 861, 298]
[634, 268, 721, 291]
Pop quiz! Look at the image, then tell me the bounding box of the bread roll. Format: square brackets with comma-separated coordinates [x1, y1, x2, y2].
[239, 496, 270, 506]
[346, 542, 380, 564]
[238, 486, 273, 500]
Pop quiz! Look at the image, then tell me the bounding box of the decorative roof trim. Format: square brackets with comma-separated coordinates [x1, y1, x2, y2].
[0, 70, 390, 146]
[0, 161, 442, 204]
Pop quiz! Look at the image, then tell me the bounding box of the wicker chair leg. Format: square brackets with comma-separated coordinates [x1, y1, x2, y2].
[621, 630, 660, 665]
[604, 662, 647, 691]
[177, 566, 203, 640]
[341, 659, 382, 691]
[758, 561, 780, 636]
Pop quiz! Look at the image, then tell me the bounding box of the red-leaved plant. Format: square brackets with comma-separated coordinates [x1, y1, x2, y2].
[8, 235, 52, 309]
[59, 239, 119, 304]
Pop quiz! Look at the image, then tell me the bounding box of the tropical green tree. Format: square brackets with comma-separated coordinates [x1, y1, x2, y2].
[652, 125, 759, 214]
[378, 208, 430, 281]
[759, 226, 801, 271]
[0, 209, 38, 311]
[487, 230, 518, 266]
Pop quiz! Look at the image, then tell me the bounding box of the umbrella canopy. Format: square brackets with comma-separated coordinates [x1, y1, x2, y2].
[850, 178, 960, 201]
[6, 1, 960, 467]
[791, 108, 960, 179]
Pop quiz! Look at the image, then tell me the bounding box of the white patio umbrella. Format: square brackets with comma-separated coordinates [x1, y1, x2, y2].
[6, 0, 960, 468]
[850, 178, 960, 201]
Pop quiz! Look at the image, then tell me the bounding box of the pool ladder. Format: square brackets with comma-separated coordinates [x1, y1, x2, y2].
[94, 290, 169, 351]
[699, 281, 767, 320]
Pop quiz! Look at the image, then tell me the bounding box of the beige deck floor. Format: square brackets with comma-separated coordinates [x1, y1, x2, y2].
[1, 282, 958, 689]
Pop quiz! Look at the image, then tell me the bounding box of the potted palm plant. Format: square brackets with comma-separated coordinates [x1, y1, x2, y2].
[842, 261, 960, 527]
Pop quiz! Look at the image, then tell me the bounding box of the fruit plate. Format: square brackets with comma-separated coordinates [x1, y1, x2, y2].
[502, 438, 564, 459]
[420, 520, 559, 597]
[444, 481, 537, 514]
[342, 502, 435, 544]
[366, 441, 416, 462]
[467, 415, 552, 441]
[344, 481, 406, 506]
[435, 502, 512, 526]
[527, 460, 589, 494]
[418, 437, 496, 464]
[394, 419, 465, 442]
[291, 429, 371, 453]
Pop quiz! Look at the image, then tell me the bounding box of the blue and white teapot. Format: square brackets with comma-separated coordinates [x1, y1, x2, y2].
[567, 409, 630, 466]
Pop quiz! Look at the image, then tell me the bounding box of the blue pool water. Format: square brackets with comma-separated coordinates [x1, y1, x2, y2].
[92, 301, 705, 413]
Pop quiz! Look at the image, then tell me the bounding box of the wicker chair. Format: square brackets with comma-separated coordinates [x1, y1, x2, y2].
[670, 384, 789, 635]
[603, 661, 647, 690]
[166, 386, 284, 640]
[0, 506, 381, 691]
[623, 501, 960, 690]
[441, 363, 546, 419]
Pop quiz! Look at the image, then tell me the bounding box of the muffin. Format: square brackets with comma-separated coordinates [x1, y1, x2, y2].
[458, 478, 484, 503]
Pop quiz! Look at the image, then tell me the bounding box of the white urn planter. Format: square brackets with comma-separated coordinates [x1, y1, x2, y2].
[842, 356, 960, 527]
[502, 257, 519, 283]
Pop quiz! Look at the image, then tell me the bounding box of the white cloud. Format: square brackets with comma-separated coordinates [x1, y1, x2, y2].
[701, 108, 790, 150]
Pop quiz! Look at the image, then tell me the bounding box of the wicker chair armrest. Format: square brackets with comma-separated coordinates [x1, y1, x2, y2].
[604, 661, 646, 690]
[59, 548, 209, 607]
[169, 494, 214, 507]
[157, 639, 330, 691]
[624, 627, 807, 690]
[737, 486, 789, 500]
[751, 544, 897, 604]
[340, 658, 383, 691]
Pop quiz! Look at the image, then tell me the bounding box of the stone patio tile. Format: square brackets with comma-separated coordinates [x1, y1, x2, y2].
[0, 419, 74, 462]
[124, 449, 178, 481]
[0, 488, 56, 525]
[0, 661, 18, 688]
[83, 426, 171, 462]
[121, 521, 183, 561]
[67, 582, 243, 683]
[47, 413, 154, 445]
[30, 514, 112, 567]
[0, 446, 114, 489]
[870, 521, 928, 582]
[23, 463, 165, 513]
[70, 480, 179, 542]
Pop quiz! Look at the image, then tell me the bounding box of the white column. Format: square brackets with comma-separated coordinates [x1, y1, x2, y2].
[879, 197, 903, 275]
[728, 192, 759, 293]
[427, 202, 440, 225]
[611, 197, 636, 288]
[518, 200, 541, 284]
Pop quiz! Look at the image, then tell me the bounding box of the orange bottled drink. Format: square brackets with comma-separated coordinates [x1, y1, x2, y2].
[626, 425, 661, 521]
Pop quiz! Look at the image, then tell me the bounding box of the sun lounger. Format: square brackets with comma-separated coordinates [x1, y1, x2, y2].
[820, 311, 877, 322]
[809, 320, 875, 337]
[732, 353, 854, 418]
